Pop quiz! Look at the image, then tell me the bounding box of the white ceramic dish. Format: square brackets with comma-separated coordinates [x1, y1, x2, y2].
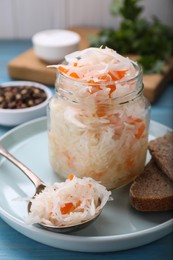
[0, 81, 52, 126]
[0, 117, 172, 252]
[32, 30, 80, 63]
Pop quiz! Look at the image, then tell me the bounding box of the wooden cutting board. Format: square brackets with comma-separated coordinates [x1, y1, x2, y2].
[8, 27, 173, 103]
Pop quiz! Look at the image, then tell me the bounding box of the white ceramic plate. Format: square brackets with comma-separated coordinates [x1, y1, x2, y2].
[0, 117, 172, 252]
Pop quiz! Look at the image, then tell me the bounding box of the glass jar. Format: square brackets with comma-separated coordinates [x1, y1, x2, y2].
[48, 62, 150, 190]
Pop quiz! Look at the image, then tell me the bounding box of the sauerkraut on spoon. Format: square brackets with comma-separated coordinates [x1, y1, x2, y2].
[0, 145, 111, 233]
[26, 174, 111, 231]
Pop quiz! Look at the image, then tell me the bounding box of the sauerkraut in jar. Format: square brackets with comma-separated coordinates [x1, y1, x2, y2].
[48, 47, 150, 190]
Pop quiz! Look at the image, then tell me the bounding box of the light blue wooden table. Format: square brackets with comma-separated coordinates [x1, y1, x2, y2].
[0, 41, 173, 260]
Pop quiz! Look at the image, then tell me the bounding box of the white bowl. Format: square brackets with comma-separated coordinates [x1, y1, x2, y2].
[32, 29, 81, 63]
[0, 81, 52, 126]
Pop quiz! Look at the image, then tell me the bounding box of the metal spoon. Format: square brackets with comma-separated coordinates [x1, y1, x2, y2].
[0, 145, 101, 233]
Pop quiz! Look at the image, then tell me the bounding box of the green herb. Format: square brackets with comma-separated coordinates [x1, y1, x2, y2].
[89, 0, 173, 73]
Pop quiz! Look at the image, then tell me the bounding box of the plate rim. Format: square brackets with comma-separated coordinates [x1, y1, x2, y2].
[0, 117, 173, 252]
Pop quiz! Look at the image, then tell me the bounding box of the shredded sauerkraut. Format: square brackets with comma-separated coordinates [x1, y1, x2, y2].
[26, 175, 111, 227]
[48, 47, 150, 190]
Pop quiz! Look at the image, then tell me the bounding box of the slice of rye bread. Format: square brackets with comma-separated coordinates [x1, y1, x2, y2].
[148, 131, 173, 181]
[129, 159, 173, 211]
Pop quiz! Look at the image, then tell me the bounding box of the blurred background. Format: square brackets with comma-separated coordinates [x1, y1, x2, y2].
[0, 0, 173, 39]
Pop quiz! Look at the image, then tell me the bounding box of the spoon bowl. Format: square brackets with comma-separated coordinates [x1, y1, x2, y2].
[36, 212, 101, 233]
[0, 145, 102, 233]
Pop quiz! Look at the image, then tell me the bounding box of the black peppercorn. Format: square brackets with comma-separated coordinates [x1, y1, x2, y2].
[0, 86, 47, 109]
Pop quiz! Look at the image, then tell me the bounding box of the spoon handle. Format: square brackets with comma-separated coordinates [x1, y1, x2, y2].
[0, 145, 43, 188]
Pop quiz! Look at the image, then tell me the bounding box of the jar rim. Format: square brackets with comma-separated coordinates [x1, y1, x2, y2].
[56, 60, 143, 86]
[56, 60, 144, 103]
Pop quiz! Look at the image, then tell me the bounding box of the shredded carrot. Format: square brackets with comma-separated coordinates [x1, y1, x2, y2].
[135, 123, 145, 139]
[60, 201, 81, 214]
[107, 84, 116, 98]
[127, 116, 143, 125]
[88, 82, 116, 99]
[88, 84, 102, 94]
[88, 79, 95, 84]
[108, 70, 127, 80]
[60, 202, 74, 214]
[116, 70, 127, 79]
[69, 72, 79, 79]
[134, 118, 143, 123]
[108, 71, 116, 80]
[91, 85, 102, 94]
[99, 75, 110, 81]
[68, 174, 74, 180]
[58, 66, 69, 74]
[96, 105, 108, 117]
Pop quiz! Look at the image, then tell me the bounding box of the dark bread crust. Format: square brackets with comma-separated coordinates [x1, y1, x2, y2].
[148, 132, 173, 181]
[129, 160, 173, 211]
